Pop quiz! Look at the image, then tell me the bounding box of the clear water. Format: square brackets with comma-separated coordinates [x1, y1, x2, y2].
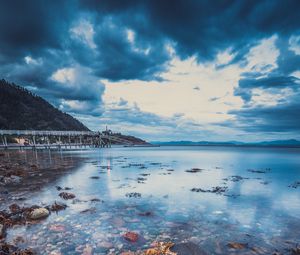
[4, 146, 300, 254]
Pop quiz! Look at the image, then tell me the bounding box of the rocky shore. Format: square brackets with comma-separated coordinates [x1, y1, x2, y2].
[0, 150, 81, 254]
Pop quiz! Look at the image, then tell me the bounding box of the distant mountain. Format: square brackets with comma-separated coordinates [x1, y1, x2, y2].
[153, 139, 300, 147]
[255, 139, 300, 146]
[152, 141, 241, 146]
[0, 79, 89, 131]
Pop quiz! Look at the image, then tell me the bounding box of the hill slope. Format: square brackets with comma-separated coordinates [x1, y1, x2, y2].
[0, 79, 89, 131]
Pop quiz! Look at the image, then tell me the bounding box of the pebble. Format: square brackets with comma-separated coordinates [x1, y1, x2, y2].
[123, 231, 139, 242]
[82, 245, 93, 255]
[29, 208, 50, 220]
[170, 242, 208, 255]
[97, 241, 113, 249]
[49, 224, 66, 232]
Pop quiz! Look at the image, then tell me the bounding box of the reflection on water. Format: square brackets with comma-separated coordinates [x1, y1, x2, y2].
[4, 146, 300, 254]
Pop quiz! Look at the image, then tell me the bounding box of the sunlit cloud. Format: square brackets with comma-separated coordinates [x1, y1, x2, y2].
[0, 1, 299, 141]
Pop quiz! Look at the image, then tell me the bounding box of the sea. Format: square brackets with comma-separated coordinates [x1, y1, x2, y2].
[3, 146, 300, 254]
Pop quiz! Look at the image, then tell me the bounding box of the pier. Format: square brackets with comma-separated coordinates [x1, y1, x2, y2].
[0, 130, 135, 149]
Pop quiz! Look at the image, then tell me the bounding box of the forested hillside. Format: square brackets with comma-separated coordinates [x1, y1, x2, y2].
[0, 80, 89, 131]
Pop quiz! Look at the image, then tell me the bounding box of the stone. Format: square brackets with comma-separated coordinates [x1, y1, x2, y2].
[97, 241, 113, 249]
[59, 192, 75, 200]
[125, 192, 141, 198]
[138, 211, 153, 216]
[82, 245, 93, 255]
[170, 242, 208, 255]
[112, 217, 125, 227]
[9, 203, 21, 213]
[185, 168, 203, 173]
[49, 224, 66, 232]
[29, 208, 50, 220]
[3, 175, 21, 184]
[48, 201, 67, 212]
[80, 207, 96, 214]
[291, 247, 300, 254]
[227, 242, 247, 249]
[123, 232, 139, 242]
[0, 224, 5, 239]
[145, 242, 176, 255]
[90, 176, 100, 179]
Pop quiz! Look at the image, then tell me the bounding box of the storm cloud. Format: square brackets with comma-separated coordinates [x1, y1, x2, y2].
[0, 0, 300, 139]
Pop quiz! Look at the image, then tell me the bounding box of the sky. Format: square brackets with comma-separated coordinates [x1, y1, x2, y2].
[0, 0, 300, 142]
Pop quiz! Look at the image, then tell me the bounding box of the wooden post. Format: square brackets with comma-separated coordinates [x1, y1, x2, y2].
[99, 134, 101, 148]
[58, 136, 61, 150]
[1, 135, 5, 148]
[32, 135, 36, 150]
[3, 135, 8, 149]
[44, 136, 47, 149]
[19, 136, 22, 151]
[47, 135, 50, 149]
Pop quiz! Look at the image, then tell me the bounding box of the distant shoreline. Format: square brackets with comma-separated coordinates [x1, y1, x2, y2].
[153, 144, 300, 149]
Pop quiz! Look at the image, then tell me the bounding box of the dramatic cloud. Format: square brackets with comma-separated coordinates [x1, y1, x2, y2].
[228, 35, 300, 135]
[79, 0, 300, 63]
[235, 75, 300, 103]
[224, 99, 300, 133]
[0, 0, 300, 140]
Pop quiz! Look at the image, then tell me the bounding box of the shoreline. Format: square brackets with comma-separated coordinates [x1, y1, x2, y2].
[152, 144, 300, 149]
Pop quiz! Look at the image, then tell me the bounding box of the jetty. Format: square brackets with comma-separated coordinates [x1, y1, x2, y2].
[0, 130, 135, 149]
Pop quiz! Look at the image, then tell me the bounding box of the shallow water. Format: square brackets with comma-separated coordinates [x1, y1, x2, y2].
[3, 146, 300, 254]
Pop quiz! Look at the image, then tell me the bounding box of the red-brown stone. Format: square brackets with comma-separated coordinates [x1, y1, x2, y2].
[123, 231, 139, 242]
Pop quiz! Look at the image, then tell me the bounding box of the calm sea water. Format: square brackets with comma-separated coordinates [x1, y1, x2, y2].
[5, 146, 300, 254]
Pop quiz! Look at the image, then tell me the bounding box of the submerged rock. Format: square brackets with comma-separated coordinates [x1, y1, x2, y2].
[144, 242, 176, 255]
[140, 173, 150, 176]
[29, 208, 49, 220]
[185, 168, 203, 173]
[228, 175, 248, 182]
[80, 207, 96, 214]
[9, 203, 21, 213]
[56, 186, 72, 191]
[90, 176, 100, 179]
[59, 192, 76, 200]
[289, 181, 300, 189]
[125, 192, 141, 198]
[82, 245, 93, 255]
[227, 242, 248, 249]
[247, 168, 270, 174]
[123, 232, 139, 242]
[0, 242, 35, 255]
[1, 175, 22, 185]
[170, 242, 208, 255]
[191, 186, 227, 194]
[291, 247, 300, 254]
[49, 224, 66, 232]
[138, 211, 153, 217]
[90, 198, 103, 202]
[48, 202, 67, 212]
